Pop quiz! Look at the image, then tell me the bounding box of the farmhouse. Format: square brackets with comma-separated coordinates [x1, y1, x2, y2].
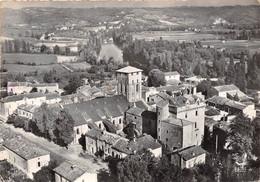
[2, 136, 50, 179]
[164, 71, 180, 82]
[170, 145, 206, 169]
[53, 161, 97, 182]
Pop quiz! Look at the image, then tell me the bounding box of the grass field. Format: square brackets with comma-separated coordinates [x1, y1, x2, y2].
[2, 53, 58, 65]
[3, 64, 67, 74]
[63, 62, 92, 72]
[201, 40, 260, 53]
[133, 31, 220, 41]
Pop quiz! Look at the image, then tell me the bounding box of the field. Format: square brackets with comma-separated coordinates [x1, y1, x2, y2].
[63, 62, 92, 72]
[2, 53, 58, 65]
[201, 40, 260, 53]
[2, 64, 67, 74]
[133, 31, 220, 41]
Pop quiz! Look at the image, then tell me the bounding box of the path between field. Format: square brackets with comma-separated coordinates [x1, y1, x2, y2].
[0, 122, 107, 173]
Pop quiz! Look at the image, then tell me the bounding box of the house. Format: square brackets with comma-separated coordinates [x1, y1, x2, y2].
[125, 105, 145, 134]
[0, 93, 46, 121]
[184, 76, 206, 85]
[209, 84, 239, 98]
[205, 106, 222, 121]
[207, 96, 256, 119]
[63, 95, 130, 144]
[53, 161, 97, 182]
[142, 86, 158, 103]
[7, 82, 59, 95]
[3, 136, 50, 179]
[170, 145, 206, 169]
[45, 93, 62, 104]
[85, 130, 162, 158]
[164, 71, 180, 82]
[17, 104, 39, 119]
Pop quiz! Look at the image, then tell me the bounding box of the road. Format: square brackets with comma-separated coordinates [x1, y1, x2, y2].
[0, 121, 107, 173]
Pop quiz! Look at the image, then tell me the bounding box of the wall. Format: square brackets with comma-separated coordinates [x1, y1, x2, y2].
[73, 124, 89, 144]
[182, 153, 206, 169]
[165, 74, 180, 82]
[156, 103, 170, 139]
[176, 104, 205, 146]
[160, 122, 183, 150]
[27, 154, 50, 178]
[110, 116, 124, 131]
[243, 105, 256, 119]
[142, 111, 157, 138]
[151, 147, 162, 158]
[75, 172, 97, 182]
[85, 136, 97, 155]
[0, 149, 8, 160]
[125, 112, 142, 134]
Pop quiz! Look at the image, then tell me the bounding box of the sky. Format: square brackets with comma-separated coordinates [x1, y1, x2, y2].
[1, 0, 259, 9]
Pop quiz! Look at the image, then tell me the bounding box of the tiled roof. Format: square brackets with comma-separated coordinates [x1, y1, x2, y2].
[112, 135, 161, 154]
[169, 95, 201, 107]
[156, 85, 186, 92]
[164, 71, 180, 76]
[126, 107, 145, 116]
[134, 100, 149, 110]
[116, 66, 142, 73]
[213, 84, 239, 92]
[163, 117, 193, 127]
[45, 93, 61, 100]
[207, 96, 246, 110]
[7, 82, 27, 87]
[3, 136, 49, 160]
[18, 104, 39, 113]
[157, 92, 171, 100]
[156, 100, 168, 108]
[85, 128, 103, 139]
[100, 132, 121, 145]
[205, 107, 220, 116]
[175, 146, 206, 161]
[1, 93, 45, 103]
[64, 95, 130, 126]
[205, 117, 218, 127]
[53, 161, 89, 181]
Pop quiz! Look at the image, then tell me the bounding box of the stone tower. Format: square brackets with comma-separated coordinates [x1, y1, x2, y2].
[116, 66, 142, 102]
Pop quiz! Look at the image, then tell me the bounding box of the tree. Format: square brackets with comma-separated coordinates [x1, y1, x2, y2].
[235, 52, 247, 92]
[65, 47, 71, 56]
[33, 161, 57, 182]
[53, 45, 60, 54]
[252, 117, 260, 157]
[54, 110, 75, 147]
[43, 72, 53, 83]
[225, 53, 236, 85]
[197, 79, 211, 97]
[64, 75, 81, 94]
[40, 45, 47, 53]
[147, 69, 166, 87]
[30, 87, 38, 93]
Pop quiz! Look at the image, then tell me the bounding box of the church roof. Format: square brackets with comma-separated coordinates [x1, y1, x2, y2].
[116, 66, 142, 73]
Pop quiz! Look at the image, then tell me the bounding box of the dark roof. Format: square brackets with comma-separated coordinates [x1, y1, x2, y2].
[17, 104, 39, 113]
[53, 161, 89, 181]
[205, 107, 221, 116]
[205, 117, 218, 127]
[169, 95, 201, 107]
[116, 66, 142, 73]
[134, 100, 149, 110]
[102, 119, 117, 133]
[164, 71, 180, 76]
[213, 84, 239, 92]
[7, 82, 27, 87]
[3, 136, 49, 160]
[174, 146, 206, 161]
[126, 107, 145, 116]
[1, 93, 45, 103]
[45, 93, 61, 100]
[157, 92, 171, 100]
[156, 100, 168, 108]
[112, 135, 161, 154]
[207, 96, 246, 110]
[64, 95, 130, 126]
[163, 117, 193, 127]
[85, 128, 102, 139]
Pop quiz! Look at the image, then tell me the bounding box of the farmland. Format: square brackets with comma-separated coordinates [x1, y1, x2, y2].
[2, 64, 67, 74]
[201, 40, 260, 53]
[2, 53, 58, 65]
[63, 62, 92, 72]
[132, 31, 220, 41]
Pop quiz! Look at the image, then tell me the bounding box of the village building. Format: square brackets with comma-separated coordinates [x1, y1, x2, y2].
[125, 105, 145, 134]
[209, 84, 239, 98]
[169, 145, 206, 169]
[17, 104, 39, 119]
[53, 161, 97, 182]
[63, 95, 130, 144]
[2, 136, 50, 179]
[0, 93, 46, 121]
[116, 66, 143, 103]
[85, 130, 162, 158]
[207, 96, 256, 119]
[184, 76, 206, 85]
[7, 82, 59, 95]
[164, 71, 180, 82]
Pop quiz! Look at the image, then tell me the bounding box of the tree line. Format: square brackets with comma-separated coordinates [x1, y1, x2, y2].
[7, 103, 75, 147]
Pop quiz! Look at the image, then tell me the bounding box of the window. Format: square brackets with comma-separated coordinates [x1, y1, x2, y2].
[99, 124, 101, 128]
[195, 110, 198, 116]
[77, 128, 80, 134]
[135, 116, 137, 119]
[158, 128, 160, 131]
[158, 136, 160, 139]
[166, 138, 168, 142]
[167, 130, 168, 133]
[108, 148, 110, 153]
[195, 122, 197, 128]
[38, 162, 41, 167]
[158, 112, 160, 115]
[136, 84, 139, 92]
[185, 113, 187, 118]
[132, 80, 134, 84]
[113, 120, 115, 124]
[119, 118, 122, 124]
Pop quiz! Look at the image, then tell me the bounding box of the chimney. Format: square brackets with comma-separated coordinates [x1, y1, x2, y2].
[71, 165, 77, 170]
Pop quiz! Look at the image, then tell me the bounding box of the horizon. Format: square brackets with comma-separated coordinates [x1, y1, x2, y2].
[1, 0, 259, 9]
